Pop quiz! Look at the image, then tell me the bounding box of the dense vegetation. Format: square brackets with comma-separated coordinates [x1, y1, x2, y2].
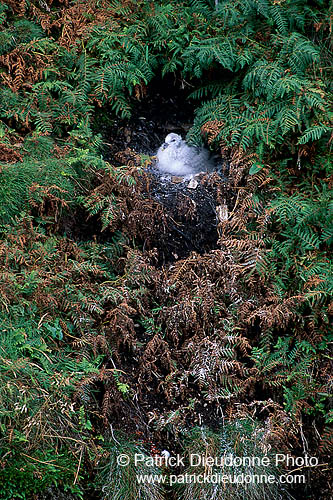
[0, 0, 332, 499]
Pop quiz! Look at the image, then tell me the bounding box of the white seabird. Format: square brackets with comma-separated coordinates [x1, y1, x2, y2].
[156, 133, 214, 176]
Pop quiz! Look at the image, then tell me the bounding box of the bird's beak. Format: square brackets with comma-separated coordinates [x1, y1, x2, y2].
[162, 143, 169, 150]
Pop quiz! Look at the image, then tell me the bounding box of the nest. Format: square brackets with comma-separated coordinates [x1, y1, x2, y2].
[136, 163, 230, 263]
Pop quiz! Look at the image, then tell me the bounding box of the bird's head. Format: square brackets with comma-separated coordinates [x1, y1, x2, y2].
[161, 133, 182, 150]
